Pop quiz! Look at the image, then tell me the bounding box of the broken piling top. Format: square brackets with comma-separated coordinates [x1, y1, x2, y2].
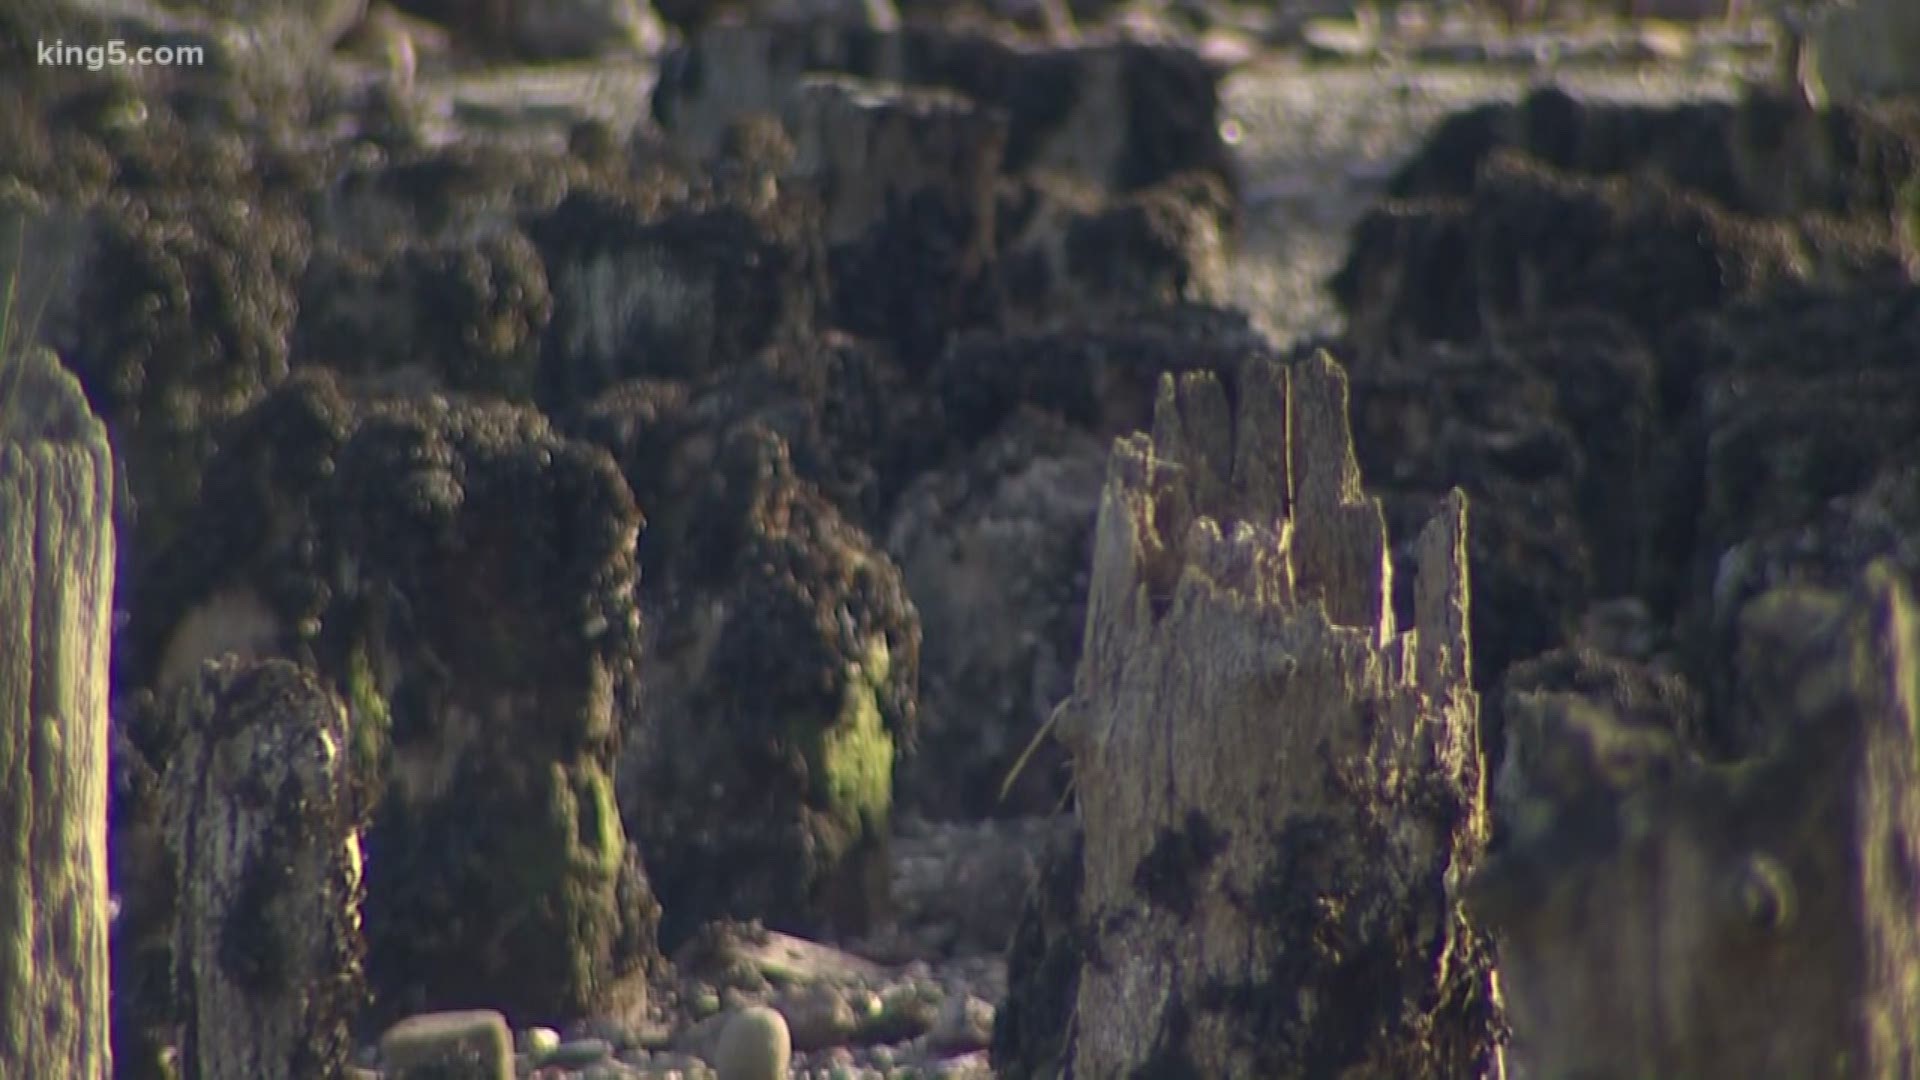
[1, 346, 115, 657]
[1061, 349, 1494, 1079]
[1, 345, 112, 460]
[1075, 349, 1470, 735]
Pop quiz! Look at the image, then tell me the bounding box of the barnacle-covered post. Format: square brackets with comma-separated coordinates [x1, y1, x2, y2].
[164, 659, 365, 1080]
[0, 346, 117, 1078]
[1059, 352, 1501, 1078]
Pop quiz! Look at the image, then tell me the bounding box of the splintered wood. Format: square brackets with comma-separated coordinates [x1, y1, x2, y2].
[1059, 352, 1499, 1079]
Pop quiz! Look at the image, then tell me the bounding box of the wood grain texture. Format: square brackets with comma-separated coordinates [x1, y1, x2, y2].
[1062, 351, 1498, 1078]
[164, 659, 363, 1080]
[0, 347, 116, 1079]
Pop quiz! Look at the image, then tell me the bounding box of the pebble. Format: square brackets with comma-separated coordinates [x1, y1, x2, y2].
[713, 1006, 792, 1080]
[773, 984, 858, 1051]
[380, 1009, 514, 1080]
[523, 1027, 564, 1056]
[568, 1017, 643, 1048]
[648, 1050, 710, 1072]
[548, 1038, 616, 1068]
[690, 986, 723, 1018]
[926, 994, 994, 1055]
[864, 984, 938, 1045]
[928, 1051, 992, 1079]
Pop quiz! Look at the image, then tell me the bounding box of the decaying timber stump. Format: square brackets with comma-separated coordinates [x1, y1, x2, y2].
[163, 659, 365, 1080]
[1476, 564, 1920, 1078]
[0, 346, 116, 1079]
[1056, 352, 1501, 1078]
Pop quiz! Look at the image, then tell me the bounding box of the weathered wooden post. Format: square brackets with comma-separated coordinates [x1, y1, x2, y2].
[0, 346, 117, 1078]
[1058, 352, 1501, 1078]
[1476, 563, 1920, 1077]
[164, 658, 365, 1080]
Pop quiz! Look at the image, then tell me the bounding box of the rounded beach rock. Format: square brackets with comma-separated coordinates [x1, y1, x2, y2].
[714, 1006, 792, 1080]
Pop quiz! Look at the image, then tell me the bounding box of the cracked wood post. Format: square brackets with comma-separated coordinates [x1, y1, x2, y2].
[1056, 352, 1501, 1078]
[1474, 563, 1920, 1077]
[164, 659, 365, 1080]
[0, 347, 116, 1078]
